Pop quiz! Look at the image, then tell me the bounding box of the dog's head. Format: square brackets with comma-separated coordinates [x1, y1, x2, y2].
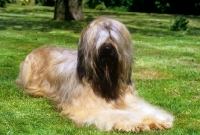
[77, 17, 133, 101]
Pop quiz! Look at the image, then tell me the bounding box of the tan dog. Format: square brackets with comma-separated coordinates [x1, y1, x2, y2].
[16, 17, 174, 132]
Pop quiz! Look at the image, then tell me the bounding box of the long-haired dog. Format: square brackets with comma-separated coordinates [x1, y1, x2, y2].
[16, 17, 174, 132]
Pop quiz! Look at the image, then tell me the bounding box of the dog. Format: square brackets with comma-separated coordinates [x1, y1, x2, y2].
[16, 17, 174, 132]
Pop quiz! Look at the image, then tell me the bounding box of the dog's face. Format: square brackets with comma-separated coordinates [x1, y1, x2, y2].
[97, 42, 118, 78]
[77, 17, 133, 101]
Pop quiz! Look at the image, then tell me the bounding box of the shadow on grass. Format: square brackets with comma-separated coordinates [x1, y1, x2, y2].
[0, 5, 200, 37]
[0, 8, 137, 33]
[0, 14, 87, 33]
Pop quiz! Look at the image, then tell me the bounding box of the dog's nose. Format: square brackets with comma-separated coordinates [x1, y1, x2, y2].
[104, 45, 112, 50]
[99, 44, 117, 63]
[102, 44, 114, 54]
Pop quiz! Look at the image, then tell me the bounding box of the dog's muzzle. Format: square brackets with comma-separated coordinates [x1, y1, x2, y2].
[98, 43, 118, 64]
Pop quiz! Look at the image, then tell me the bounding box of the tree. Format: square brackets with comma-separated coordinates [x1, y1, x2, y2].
[54, 0, 84, 21]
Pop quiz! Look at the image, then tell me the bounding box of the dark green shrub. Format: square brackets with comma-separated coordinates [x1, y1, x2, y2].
[95, 4, 106, 10]
[0, 0, 6, 7]
[85, 0, 132, 10]
[155, 0, 170, 12]
[85, 0, 101, 8]
[170, 16, 189, 31]
[36, 0, 55, 6]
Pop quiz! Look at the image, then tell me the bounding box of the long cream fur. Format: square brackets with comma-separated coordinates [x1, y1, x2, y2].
[16, 17, 174, 132]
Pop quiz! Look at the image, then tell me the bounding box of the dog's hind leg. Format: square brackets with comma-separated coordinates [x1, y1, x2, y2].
[16, 46, 52, 97]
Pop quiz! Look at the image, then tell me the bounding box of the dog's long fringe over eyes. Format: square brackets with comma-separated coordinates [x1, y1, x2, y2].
[77, 17, 133, 101]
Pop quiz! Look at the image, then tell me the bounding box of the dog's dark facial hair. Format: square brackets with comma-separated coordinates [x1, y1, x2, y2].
[92, 43, 119, 101]
[77, 42, 120, 101]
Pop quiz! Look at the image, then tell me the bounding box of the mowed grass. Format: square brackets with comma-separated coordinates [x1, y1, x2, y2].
[0, 4, 200, 135]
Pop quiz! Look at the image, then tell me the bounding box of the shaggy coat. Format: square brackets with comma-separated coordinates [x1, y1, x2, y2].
[16, 17, 174, 132]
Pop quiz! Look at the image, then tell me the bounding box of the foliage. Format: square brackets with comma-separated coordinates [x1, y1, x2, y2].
[36, 0, 55, 6]
[7, 0, 17, 3]
[85, 0, 132, 11]
[155, 0, 170, 12]
[85, 0, 101, 8]
[0, 0, 6, 7]
[20, 0, 29, 5]
[0, 4, 200, 135]
[95, 3, 106, 10]
[195, 2, 200, 11]
[170, 16, 189, 31]
[129, 0, 200, 14]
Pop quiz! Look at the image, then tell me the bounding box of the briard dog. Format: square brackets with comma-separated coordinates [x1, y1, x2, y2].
[16, 17, 174, 132]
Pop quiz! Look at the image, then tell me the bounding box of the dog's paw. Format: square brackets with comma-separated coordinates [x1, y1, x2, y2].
[114, 122, 150, 132]
[143, 114, 174, 130]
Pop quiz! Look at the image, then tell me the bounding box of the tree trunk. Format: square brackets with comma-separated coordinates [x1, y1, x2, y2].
[54, 0, 84, 21]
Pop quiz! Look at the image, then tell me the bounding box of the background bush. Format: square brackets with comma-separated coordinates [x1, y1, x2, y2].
[85, 0, 200, 14]
[0, 0, 6, 7]
[36, 0, 55, 6]
[170, 16, 189, 31]
[155, 0, 170, 12]
[95, 3, 106, 10]
[85, 0, 132, 11]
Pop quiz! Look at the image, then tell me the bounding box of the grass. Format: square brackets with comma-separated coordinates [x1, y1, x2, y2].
[0, 4, 200, 135]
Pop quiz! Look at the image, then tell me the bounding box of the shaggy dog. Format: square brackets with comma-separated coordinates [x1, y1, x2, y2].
[16, 17, 174, 132]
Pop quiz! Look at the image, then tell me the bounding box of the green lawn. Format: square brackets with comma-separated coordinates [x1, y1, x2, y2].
[0, 4, 200, 135]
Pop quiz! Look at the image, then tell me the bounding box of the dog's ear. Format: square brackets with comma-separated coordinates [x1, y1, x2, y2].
[77, 28, 88, 80]
[77, 46, 86, 80]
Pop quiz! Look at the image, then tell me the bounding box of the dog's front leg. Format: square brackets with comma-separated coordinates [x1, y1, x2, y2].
[125, 95, 174, 130]
[68, 109, 151, 132]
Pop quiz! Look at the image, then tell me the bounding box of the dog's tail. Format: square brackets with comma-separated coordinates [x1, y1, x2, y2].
[16, 55, 32, 89]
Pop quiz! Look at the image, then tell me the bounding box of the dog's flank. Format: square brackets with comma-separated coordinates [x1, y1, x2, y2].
[16, 17, 174, 132]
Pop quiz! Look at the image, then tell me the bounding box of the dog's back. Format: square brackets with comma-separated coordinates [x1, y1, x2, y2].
[16, 46, 77, 98]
